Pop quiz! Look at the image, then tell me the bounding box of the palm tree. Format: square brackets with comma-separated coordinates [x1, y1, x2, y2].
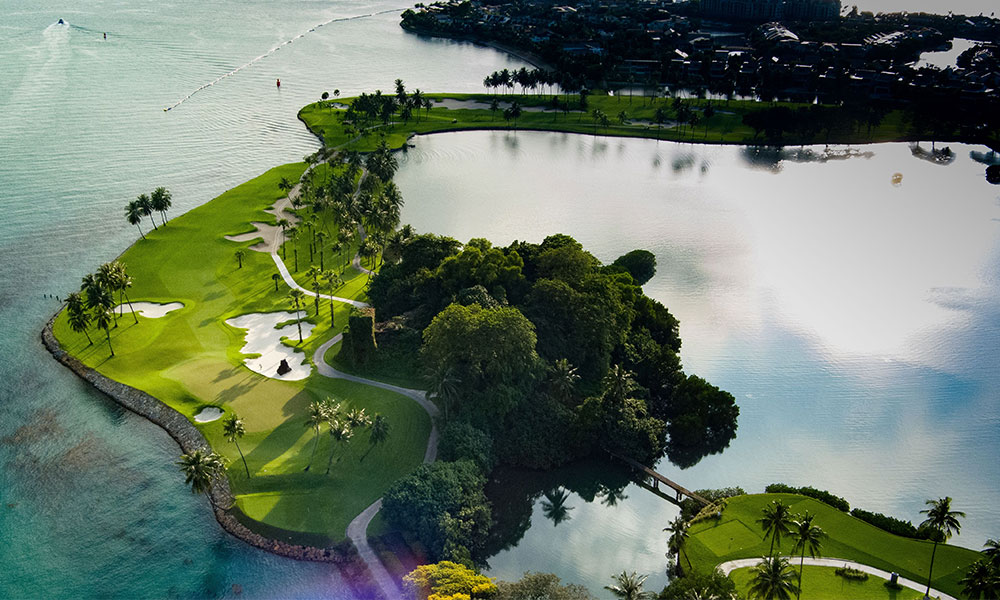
[758, 500, 795, 555]
[919, 497, 965, 597]
[222, 414, 250, 478]
[94, 307, 115, 356]
[277, 218, 290, 259]
[110, 262, 137, 323]
[234, 248, 247, 269]
[427, 364, 460, 420]
[150, 187, 172, 225]
[664, 516, 692, 571]
[602, 364, 637, 409]
[287, 289, 305, 343]
[961, 559, 1000, 600]
[325, 419, 353, 475]
[541, 487, 575, 526]
[984, 538, 1000, 566]
[549, 358, 579, 404]
[790, 513, 825, 599]
[363, 414, 389, 461]
[137, 193, 158, 230]
[177, 448, 225, 509]
[604, 571, 654, 600]
[747, 556, 799, 600]
[303, 400, 328, 471]
[288, 227, 301, 271]
[305, 266, 322, 315]
[66, 292, 93, 345]
[321, 269, 341, 326]
[125, 200, 146, 239]
[272, 273, 281, 292]
[315, 230, 329, 270]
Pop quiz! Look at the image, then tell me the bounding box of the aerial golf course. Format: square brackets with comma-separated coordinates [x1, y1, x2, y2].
[52, 161, 431, 546]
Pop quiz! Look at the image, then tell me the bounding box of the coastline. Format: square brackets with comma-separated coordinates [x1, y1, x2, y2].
[41, 311, 385, 595]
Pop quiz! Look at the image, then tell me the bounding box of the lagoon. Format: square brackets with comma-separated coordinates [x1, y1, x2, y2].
[395, 131, 1000, 592]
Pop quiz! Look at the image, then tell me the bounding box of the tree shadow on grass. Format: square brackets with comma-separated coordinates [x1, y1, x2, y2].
[216, 372, 263, 404]
[243, 391, 315, 469]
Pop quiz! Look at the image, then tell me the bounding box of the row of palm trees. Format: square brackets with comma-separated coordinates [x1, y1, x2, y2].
[303, 398, 389, 474]
[962, 538, 1000, 599]
[65, 261, 138, 357]
[124, 187, 172, 239]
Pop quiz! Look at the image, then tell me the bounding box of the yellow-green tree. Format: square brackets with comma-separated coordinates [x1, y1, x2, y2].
[403, 561, 498, 600]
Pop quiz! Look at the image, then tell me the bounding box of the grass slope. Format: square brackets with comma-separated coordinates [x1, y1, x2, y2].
[730, 565, 924, 600]
[686, 494, 980, 599]
[300, 92, 931, 152]
[53, 163, 430, 544]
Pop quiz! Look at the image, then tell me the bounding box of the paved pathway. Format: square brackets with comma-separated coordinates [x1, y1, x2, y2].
[225, 161, 428, 599]
[718, 557, 957, 600]
[312, 335, 438, 600]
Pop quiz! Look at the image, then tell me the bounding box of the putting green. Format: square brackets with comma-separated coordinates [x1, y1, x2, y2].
[53, 163, 430, 544]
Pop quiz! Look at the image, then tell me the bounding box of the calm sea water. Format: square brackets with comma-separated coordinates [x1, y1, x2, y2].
[1, 0, 997, 598]
[395, 132, 1000, 592]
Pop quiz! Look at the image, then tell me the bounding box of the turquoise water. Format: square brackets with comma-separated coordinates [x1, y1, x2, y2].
[1, 0, 998, 598]
[0, 1, 526, 597]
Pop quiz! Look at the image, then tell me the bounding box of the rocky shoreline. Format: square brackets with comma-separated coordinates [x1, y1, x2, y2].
[41, 311, 385, 597]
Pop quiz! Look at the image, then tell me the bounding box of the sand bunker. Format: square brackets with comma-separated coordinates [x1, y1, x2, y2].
[194, 407, 224, 423]
[225, 311, 314, 381]
[116, 301, 184, 318]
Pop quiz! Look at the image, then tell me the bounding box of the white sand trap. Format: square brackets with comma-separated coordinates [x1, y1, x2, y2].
[116, 301, 184, 318]
[194, 406, 224, 423]
[225, 311, 315, 381]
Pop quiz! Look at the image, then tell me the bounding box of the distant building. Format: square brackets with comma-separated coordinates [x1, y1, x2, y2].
[701, 0, 840, 22]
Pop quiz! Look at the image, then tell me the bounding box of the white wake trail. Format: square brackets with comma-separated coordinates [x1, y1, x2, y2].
[163, 8, 404, 112]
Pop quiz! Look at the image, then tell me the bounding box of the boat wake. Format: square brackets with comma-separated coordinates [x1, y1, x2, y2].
[163, 7, 405, 112]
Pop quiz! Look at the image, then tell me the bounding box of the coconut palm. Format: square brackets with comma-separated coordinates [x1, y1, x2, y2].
[758, 500, 795, 555]
[125, 200, 146, 239]
[664, 516, 692, 571]
[272, 273, 281, 292]
[222, 414, 250, 478]
[288, 227, 301, 271]
[278, 177, 293, 196]
[234, 248, 247, 269]
[747, 556, 799, 600]
[277, 218, 290, 259]
[94, 307, 115, 356]
[790, 513, 825, 599]
[604, 571, 654, 600]
[305, 265, 322, 315]
[363, 414, 389, 461]
[177, 448, 225, 509]
[984, 538, 1000, 566]
[920, 497, 965, 597]
[602, 364, 637, 409]
[66, 292, 93, 344]
[303, 400, 329, 471]
[549, 358, 579, 405]
[150, 187, 172, 225]
[287, 289, 305, 343]
[961, 559, 1000, 600]
[136, 193, 157, 230]
[427, 364, 460, 420]
[541, 487, 575, 526]
[315, 230, 329, 270]
[107, 262, 137, 323]
[321, 269, 342, 326]
[325, 419, 353, 475]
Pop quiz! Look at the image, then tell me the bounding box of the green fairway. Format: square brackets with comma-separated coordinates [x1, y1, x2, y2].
[730, 565, 925, 600]
[300, 92, 925, 153]
[686, 494, 980, 599]
[53, 163, 430, 543]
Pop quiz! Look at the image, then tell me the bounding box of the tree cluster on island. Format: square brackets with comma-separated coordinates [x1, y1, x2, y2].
[123, 187, 172, 239]
[354, 230, 738, 564]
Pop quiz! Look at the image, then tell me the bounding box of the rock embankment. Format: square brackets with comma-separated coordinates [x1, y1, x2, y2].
[41, 312, 385, 598]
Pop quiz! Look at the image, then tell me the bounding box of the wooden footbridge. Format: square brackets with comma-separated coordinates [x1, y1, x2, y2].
[610, 453, 710, 506]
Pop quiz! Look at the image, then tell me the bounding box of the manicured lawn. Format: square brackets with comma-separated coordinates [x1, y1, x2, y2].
[686, 494, 980, 599]
[299, 92, 926, 153]
[730, 565, 925, 600]
[53, 163, 430, 543]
